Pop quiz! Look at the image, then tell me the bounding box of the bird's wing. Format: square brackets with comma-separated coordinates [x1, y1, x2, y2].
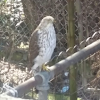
[28, 29, 39, 69]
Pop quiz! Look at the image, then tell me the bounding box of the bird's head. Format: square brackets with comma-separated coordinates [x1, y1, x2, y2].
[38, 16, 55, 29]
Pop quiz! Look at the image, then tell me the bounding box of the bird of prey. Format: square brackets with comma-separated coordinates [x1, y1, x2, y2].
[29, 16, 56, 74]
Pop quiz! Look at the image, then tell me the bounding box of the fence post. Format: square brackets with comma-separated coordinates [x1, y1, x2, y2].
[35, 71, 54, 100]
[38, 90, 48, 100]
[75, 0, 88, 92]
[67, 0, 77, 100]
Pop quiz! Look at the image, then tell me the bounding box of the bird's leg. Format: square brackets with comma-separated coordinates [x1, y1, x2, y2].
[31, 64, 40, 75]
[42, 63, 50, 71]
[31, 68, 38, 75]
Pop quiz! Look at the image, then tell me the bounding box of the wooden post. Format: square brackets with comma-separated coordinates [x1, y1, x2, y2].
[75, 0, 87, 92]
[67, 0, 77, 100]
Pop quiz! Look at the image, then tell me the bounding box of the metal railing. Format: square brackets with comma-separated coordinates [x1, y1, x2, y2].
[0, 0, 100, 100]
[0, 39, 100, 100]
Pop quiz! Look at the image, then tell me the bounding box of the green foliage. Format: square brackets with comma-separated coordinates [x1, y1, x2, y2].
[0, 51, 5, 59]
[26, 92, 82, 100]
[11, 51, 23, 61]
[48, 94, 81, 100]
[0, 0, 7, 6]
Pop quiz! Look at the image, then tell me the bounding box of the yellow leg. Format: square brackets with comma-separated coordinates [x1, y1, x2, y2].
[42, 64, 50, 71]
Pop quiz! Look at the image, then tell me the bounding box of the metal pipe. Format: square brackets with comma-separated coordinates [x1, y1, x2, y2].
[38, 90, 48, 100]
[5, 75, 43, 97]
[49, 39, 100, 75]
[4, 39, 100, 97]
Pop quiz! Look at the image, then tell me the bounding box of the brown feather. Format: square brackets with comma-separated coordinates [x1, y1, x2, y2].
[28, 29, 39, 69]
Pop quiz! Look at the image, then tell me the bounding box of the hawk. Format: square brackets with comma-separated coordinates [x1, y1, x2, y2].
[29, 16, 56, 74]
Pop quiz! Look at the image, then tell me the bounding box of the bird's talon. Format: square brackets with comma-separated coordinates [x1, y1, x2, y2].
[42, 64, 50, 71]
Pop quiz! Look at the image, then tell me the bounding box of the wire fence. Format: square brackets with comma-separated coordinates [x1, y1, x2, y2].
[0, 0, 100, 100]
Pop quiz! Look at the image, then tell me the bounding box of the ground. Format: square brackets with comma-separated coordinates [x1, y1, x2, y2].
[0, 51, 100, 100]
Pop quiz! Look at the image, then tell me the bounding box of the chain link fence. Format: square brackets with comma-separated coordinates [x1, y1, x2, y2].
[0, 0, 100, 100]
